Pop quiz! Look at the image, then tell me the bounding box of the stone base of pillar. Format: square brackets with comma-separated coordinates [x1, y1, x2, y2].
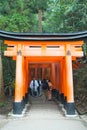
[53, 89, 76, 116]
[66, 102, 75, 115]
[25, 93, 29, 104]
[13, 101, 23, 114]
[64, 96, 67, 109]
[13, 94, 29, 115]
[22, 98, 25, 109]
[52, 89, 58, 98]
[59, 93, 65, 104]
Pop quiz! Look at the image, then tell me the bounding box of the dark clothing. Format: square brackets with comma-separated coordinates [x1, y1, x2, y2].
[42, 79, 49, 90]
[33, 80, 35, 92]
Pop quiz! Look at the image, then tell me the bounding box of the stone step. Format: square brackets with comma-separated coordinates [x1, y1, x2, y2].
[26, 95, 64, 119]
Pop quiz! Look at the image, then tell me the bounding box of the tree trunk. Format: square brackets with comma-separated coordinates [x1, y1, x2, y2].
[38, 9, 42, 32]
[0, 42, 5, 102]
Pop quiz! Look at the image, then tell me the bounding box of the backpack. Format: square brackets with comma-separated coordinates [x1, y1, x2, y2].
[42, 81, 49, 90]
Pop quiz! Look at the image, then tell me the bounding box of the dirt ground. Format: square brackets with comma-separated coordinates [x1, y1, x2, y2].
[0, 96, 13, 115]
[73, 64, 87, 115]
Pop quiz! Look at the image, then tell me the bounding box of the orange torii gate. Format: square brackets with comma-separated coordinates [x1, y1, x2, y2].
[0, 30, 87, 116]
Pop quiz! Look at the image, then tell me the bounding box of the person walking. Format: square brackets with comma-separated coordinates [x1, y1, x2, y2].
[42, 79, 49, 100]
[29, 77, 39, 97]
[47, 80, 53, 101]
[37, 78, 42, 96]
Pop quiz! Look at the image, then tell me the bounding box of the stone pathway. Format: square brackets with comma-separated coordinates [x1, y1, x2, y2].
[0, 94, 87, 130]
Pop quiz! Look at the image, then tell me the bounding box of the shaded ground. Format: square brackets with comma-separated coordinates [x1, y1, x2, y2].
[0, 96, 13, 115]
[73, 64, 87, 114]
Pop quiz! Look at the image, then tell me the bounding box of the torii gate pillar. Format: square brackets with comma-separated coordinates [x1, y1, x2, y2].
[65, 44, 75, 115]
[13, 44, 24, 114]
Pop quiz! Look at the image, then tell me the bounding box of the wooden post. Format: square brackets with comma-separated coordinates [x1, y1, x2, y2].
[25, 59, 29, 93]
[51, 63, 56, 89]
[13, 44, 24, 115]
[55, 63, 60, 100]
[65, 44, 75, 115]
[28, 63, 31, 85]
[58, 62, 61, 93]
[62, 59, 67, 107]
[42, 68, 45, 79]
[61, 61, 64, 94]
[59, 61, 65, 103]
[56, 63, 60, 90]
[22, 57, 26, 107]
[35, 67, 37, 79]
[55, 63, 59, 90]
[24, 59, 29, 104]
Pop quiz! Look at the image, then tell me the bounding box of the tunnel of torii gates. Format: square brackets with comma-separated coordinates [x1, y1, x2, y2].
[0, 30, 87, 116]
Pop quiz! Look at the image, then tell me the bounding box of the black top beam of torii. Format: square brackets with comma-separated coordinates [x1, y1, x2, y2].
[0, 30, 87, 41]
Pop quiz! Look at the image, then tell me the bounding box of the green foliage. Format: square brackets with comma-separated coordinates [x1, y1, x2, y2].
[43, 0, 87, 32]
[27, 0, 48, 13]
[2, 55, 16, 87]
[0, 0, 37, 32]
[0, 102, 5, 107]
[0, 0, 87, 32]
[5, 14, 31, 32]
[65, 0, 87, 32]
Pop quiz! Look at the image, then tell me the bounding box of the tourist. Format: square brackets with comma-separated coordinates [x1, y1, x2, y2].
[47, 80, 53, 100]
[29, 77, 39, 97]
[42, 78, 49, 99]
